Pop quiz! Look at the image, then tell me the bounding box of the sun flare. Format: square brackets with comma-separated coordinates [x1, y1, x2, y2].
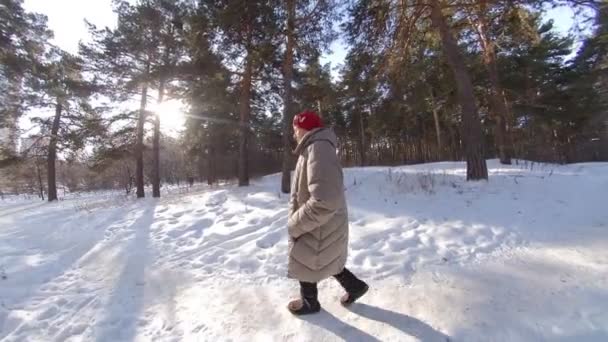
[152, 99, 186, 135]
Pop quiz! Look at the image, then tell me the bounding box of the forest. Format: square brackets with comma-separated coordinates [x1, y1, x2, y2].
[1, 0, 606, 200]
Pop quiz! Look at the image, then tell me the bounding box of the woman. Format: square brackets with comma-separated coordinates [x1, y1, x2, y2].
[287, 110, 369, 315]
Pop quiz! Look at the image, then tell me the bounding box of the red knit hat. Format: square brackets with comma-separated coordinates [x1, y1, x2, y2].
[293, 110, 324, 131]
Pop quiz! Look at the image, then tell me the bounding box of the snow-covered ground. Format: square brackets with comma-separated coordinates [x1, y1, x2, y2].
[1, 160, 607, 342]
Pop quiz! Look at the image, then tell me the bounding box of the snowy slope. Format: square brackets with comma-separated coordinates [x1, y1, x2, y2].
[1, 160, 607, 341]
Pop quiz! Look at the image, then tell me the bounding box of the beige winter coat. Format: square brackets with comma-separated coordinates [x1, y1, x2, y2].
[287, 127, 349, 283]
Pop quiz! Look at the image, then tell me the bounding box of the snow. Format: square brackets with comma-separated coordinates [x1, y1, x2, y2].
[1, 160, 607, 341]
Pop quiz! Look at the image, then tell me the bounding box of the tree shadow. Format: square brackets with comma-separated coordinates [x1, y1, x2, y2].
[0, 201, 47, 218]
[349, 303, 451, 342]
[302, 309, 381, 342]
[95, 204, 156, 342]
[0, 206, 133, 340]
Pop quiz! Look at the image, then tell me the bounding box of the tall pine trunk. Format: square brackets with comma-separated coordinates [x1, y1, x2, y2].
[5, 75, 22, 154]
[152, 81, 165, 198]
[281, 0, 296, 194]
[317, 99, 322, 117]
[472, 3, 512, 165]
[207, 145, 215, 185]
[47, 102, 62, 202]
[428, 89, 443, 158]
[357, 111, 367, 166]
[430, 0, 488, 180]
[136, 63, 150, 198]
[238, 29, 253, 187]
[503, 91, 516, 159]
[36, 157, 44, 201]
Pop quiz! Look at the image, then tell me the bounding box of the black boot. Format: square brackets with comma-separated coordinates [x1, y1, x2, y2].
[288, 281, 321, 315]
[334, 268, 369, 306]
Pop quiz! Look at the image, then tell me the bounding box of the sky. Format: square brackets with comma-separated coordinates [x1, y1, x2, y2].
[23, 0, 117, 53]
[19, 0, 585, 137]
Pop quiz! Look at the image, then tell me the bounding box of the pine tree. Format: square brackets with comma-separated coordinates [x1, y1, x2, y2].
[496, 9, 576, 161]
[279, 0, 338, 193]
[143, 0, 189, 198]
[339, 50, 381, 166]
[346, 0, 488, 179]
[280, 0, 296, 193]
[0, 0, 52, 164]
[429, 0, 488, 180]
[29, 49, 102, 201]
[180, 2, 237, 185]
[206, 0, 282, 186]
[466, 1, 514, 165]
[81, 0, 180, 198]
[569, 4, 607, 134]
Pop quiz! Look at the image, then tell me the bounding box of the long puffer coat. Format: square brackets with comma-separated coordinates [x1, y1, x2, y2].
[287, 127, 349, 283]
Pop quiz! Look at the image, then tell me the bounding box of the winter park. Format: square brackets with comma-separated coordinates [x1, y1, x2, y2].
[1, 0, 607, 341]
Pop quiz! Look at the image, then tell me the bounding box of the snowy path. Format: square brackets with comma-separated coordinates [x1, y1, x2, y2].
[1, 161, 607, 341]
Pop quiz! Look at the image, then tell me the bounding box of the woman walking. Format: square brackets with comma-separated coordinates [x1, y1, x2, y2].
[287, 110, 369, 315]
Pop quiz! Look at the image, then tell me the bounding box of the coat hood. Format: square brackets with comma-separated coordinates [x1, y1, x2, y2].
[294, 127, 338, 155]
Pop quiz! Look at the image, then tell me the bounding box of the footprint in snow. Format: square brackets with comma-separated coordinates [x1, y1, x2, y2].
[409, 222, 421, 230]
[353, 219, 367, 226]
[38, 306, 60, 320]
[192, 324, 208, 333]
[388, 240, 408, 252]
[166, 229, 186, 238]
[352, 252, 369, 266]
[256, 231, 282, 249]
[196, 218, 213, 227]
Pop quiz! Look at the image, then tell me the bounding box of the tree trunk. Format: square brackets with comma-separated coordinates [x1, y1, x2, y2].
[281, 0, 296, 193]
[152, 81, 165, 198]
[125, 165, 133, 195]
[47, 102, 62, 202]
[471, 4, 512, 165]
[429, 0, 488, 180]
[136, 62, 150, 198]
[207, 145, 215, 185]
[36, 157, 44, 201]
[317, 99, 323, 118]
[357, 111, 367, 166]
[417, 114, 425, 163]
[238, 24, 254, 187]
[428, 89, 443, 158]
[2, 74, 22, 155]
[524, 65, 534, 105]
[503, 91, 516, 159]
